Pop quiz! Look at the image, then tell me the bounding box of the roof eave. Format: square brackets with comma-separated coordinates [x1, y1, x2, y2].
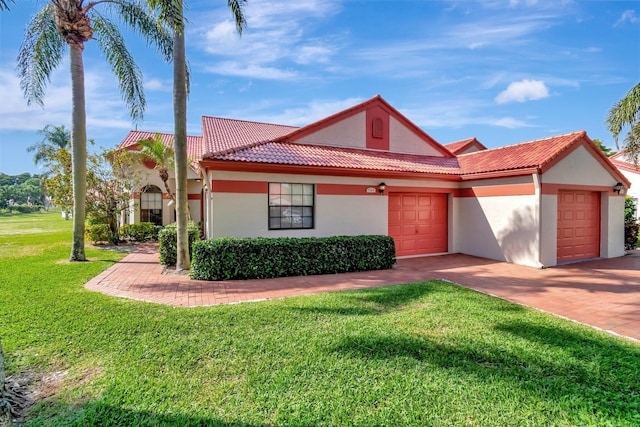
[199, 159, 462, 181]
[460, 168, 540, 181]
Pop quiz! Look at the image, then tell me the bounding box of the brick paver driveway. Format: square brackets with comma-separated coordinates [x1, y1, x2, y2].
[86, 244, 640, 341]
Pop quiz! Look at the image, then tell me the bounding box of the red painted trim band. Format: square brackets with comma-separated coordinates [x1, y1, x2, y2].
[457, 183, 535, 198]
[211, 180, 268, 193]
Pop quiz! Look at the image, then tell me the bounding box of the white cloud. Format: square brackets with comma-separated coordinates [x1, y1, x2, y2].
[614, 10, 639, 27]
[0, 65, 135, 133]
[206, 62, 297, 80]
[192, 0, 342, 79]
[492, 117, 531, 128]
[145, 78, 171, 92]
[495, 79, 550, 104]
[295, 45, 333, 64]
[400, 99, 536, 130]
[242, 97, 365, 126]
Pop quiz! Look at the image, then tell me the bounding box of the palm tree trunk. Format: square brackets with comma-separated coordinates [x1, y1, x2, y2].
[173, 5, 190, 271]
[69, 44, 87, 261]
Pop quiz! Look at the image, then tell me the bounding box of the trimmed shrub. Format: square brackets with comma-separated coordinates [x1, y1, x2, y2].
[8, 205, 42, 214]
[85, 224, 113, 244]
[190, 235, 396, 281]
[121, 222, 161, 242]
[158, 222, 201, 266]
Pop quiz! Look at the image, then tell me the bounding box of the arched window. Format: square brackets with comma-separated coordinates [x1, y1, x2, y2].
[140, 185, 163, 225]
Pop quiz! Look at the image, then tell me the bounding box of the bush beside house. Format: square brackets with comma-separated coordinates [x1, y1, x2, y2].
[190, 235, 396, 281]
[158, 222, 201, 266]
[625, 197, 639, 250]
[121, 222, 162, 242]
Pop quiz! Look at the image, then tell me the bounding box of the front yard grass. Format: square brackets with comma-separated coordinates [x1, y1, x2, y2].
[1, 212, 639, 426]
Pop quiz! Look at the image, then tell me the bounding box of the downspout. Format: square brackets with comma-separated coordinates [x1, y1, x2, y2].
[532, 172, 546, 268]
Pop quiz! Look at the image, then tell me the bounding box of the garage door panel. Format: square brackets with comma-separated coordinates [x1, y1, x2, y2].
[389, 193, 448, 257]
[557, 190, 600, 262]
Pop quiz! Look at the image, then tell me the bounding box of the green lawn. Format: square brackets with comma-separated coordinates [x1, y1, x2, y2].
[1, 212, 639, 426]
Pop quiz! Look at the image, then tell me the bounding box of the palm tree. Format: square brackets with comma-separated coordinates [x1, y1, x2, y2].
[151, 0, 246, 271]
[607, 82, 640, 166]
[17, 0, 172, 261]
[27, 124, 70, 168]
[135, 133, 176, 203]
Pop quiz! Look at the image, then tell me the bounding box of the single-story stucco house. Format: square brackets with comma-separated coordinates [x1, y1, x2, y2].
[118, 95, 630, 268]
[611, 151, 640, 220]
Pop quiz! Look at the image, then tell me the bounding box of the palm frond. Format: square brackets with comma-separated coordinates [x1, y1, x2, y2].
[17, 5, 65, 106]
[227, 0, 247, 35]
[135, 134, 175, 169]
[622, 121, 640, 166]
[607, 82, 640, 144]
[146, 0, 185, 32]
[0, 0, 14, 11]
[92, 14, 146, 121]
[110, 0, 173, 61]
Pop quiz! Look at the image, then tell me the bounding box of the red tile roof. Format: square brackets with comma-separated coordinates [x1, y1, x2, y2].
[204, 141, 461, 174]
[445, 137, 487, 155]
[118, 130, 203, 173]
[611, 152, 640, 174]
[458, 132, 587, 177]
[201, 116, 297, 155]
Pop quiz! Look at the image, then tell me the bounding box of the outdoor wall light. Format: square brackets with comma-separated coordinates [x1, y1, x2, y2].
[378, 182, 387, 194]
[613, 182, 623, 194]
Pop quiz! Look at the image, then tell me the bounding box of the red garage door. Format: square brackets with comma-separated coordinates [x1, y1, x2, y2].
[557, 191, 600, 263]
[388, 193, 448, 257]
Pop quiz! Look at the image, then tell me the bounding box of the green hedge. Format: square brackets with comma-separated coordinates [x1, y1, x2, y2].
[158, 222, 201, 266]
[85, 224, 113, 244]
[121, 222, 161, 242]
[625, 221, 639, 250]
[190, 235, 396, 281]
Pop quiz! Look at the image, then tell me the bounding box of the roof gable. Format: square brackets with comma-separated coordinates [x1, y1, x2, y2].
[273, 95, 453, 158]
[445, 137, 487, 155]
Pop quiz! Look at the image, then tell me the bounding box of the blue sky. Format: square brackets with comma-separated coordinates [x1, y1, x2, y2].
[1, 0, 638, 175]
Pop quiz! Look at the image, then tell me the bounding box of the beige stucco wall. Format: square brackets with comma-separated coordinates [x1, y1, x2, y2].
[454, 193, 541, 267]
[210, 193, 387, 238]
[602, 193, 626, 258]
[542, 145, 616, 186]
[207, 171, 389, 238]
[297, 112, 366, 149]
[619, 168, 640, 220]
[205, 171, 461, 241]
[388, 116, 444, 156]
[538, 193, 558, 267]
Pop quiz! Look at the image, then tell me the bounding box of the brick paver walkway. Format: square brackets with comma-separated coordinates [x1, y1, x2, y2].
[85, 244, 640, 341]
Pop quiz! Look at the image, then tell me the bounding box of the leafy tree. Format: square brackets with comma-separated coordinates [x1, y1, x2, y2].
[134, 134, 176, 203]
[42, 147, 74, 215]
[0, 173, 46, 208]
[150, 0, 246, 271]
[17, 0, 172, 261]
[26, 124, 70, 168]
[86, 148, 142, 244]
[592, 138, 616, 157]
[607, 82, 640, 166]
